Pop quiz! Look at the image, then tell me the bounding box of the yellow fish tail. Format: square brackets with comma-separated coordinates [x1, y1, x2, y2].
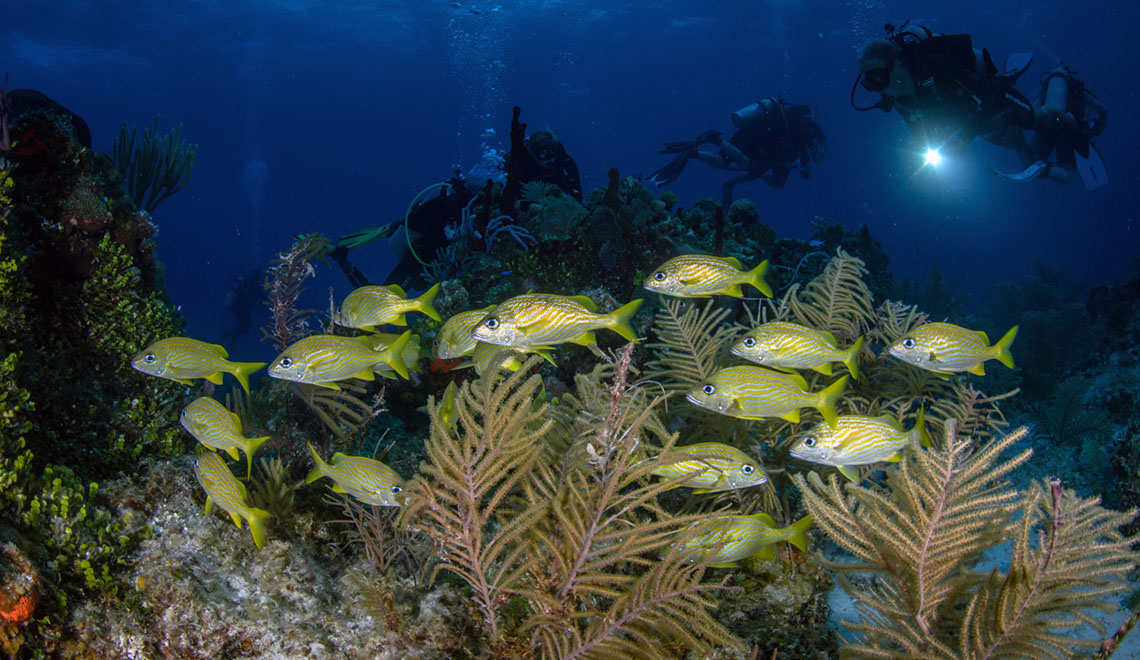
[912, 405, 932, 449]
[606, 298, 644, 342]
[305, 442, 328, 484]
[815, 375, 849, 429]
[231, 361, 267, 395]
[747, 260, 772, 297]
[844, 336, 864, 381]
[784, 514, 813, 552]
[243, 435, 271, 478]
[387, 331, 412, 379]
[992, 325, 1018, 369]
[416, 283, 442, 322]
[246, 507, 272, 549]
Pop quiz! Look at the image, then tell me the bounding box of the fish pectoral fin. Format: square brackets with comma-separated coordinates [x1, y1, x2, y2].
[837, 466, 861, 482]
[967, 363, 986, 376]
[205, 372, 225, 385]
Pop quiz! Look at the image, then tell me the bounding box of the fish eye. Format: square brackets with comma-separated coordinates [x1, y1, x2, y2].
[902, 338, 916, 349]
[432, 339, 440, 346]
[803, 436, 817, 448]
[742, 464, 754, 474]
[701, 384, 716, 396]
[144, 353, 156, 363]
[392, 486, 402, 493]
[743, 337, 756, 347]
[653, 271, 666, 281]
[484, 318, 500, 329]
[279, 357, 293, 368]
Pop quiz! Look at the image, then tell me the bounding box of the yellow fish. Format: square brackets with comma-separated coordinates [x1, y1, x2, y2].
[180, 397, 270, 477]
[731, 321, 863, 380]
[888, 323, 1017, 377]
[679, 513, 811, 567]
[334, 282, 441, 331]
[471, 341, 556, 376]
[194, 451, 272, 549]
[433, 305, 497, 359]
[267, 332, 410, 388]
[305, 443, 405, 506]
[472, 293, 642, 349]
[649, 442, 768, 493]
[643, 254, 772, 298]
[789, 408, 931, 482]
[687, 366, 847, 428]
[131, 337, 265, 394]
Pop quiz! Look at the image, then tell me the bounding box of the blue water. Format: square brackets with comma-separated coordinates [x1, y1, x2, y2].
[6, 1, 1137, 357]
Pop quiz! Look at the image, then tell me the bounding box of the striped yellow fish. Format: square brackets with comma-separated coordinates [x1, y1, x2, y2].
[131, 337, 265, 394]
[789, 408, 932, 482]
[643, 254, 772, 298]
[649, 442, 768, 493]
[334, 282, 442, 331]
[194, 451, 272, 549]
[180, 397, 270, 477]
[436, 381, 460, 430]
[267, 332, 411, 388]
[731, 321, 863, 380]
[687, 366, 847, 428]
[365, 332, 424, 378]
[305, 443, 405, 506]
[433, 305, 498, 359]
[472, 293, 642, 349]
[888, 322, 1017, 377]
[679, 513, 812, 567]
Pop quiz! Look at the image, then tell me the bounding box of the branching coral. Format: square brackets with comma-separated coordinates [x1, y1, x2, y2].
[644, 298, 735, 395]
[111, 116, 196, 214]
[795, 422, 1136, 659]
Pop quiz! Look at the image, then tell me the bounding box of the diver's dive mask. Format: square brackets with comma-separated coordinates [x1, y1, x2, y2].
[861, 67, 891, 92]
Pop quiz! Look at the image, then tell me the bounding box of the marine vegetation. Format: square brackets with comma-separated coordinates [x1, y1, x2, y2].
[796, 421, 1136, 659]
[111, 116, 197, 214]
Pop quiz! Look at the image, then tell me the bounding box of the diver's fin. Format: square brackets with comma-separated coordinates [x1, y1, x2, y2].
[1075, 142, 1108, 190]
[987, 160, 1050, 183]
[658, 130, 721, 154]
[1002, 52, 1033, 81]
[647, 151, 695, 188]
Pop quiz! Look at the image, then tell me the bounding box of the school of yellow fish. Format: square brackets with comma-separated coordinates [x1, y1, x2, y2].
[130, 251, 1017, 564]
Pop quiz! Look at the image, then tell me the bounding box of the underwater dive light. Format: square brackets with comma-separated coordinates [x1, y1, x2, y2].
[923, 148, 943, 167]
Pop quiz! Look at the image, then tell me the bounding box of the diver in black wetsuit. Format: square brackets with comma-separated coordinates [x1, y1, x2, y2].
[647, 97, 827, 209]
[1028, 66, 1108, 189]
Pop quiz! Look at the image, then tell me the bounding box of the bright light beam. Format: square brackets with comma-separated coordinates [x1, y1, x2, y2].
[923, 148, 943, 167]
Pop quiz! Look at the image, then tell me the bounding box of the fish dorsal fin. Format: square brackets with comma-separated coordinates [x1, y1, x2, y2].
[384, 284, 408, 298]
[568, 295, 598, 312]
[330, 452, 349, 464]
[227, 410, 243, 429]
[207, 343, 230, 358]
[819, 330, 838, 347]
[751, 512, 777, 527]
[723, 256, 744, 270]
[875, 414, 905, 432]
[787, 372, 809, 390]
[974, 329, 990, 344]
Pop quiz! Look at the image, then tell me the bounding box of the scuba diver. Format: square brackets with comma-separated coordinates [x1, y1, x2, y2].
[506, 126, 583, 204]
[852, 22, 1062, 181]
[220, 269, 266, 343]
[1025, 66, 1108, 189]
[648, 97, 828, 209]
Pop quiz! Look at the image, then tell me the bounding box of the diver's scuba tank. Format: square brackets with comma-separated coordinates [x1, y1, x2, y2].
[1040, 67, 1070, 115]
[731, 98, 776, 128]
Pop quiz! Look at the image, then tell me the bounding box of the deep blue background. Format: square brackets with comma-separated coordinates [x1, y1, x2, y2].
[5, 1, 1137, 362]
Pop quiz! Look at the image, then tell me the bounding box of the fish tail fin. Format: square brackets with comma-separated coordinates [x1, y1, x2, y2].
[246, 507, 272, 549]
[784, 514, 812, 552]
[844, 336, 864, 381]
[606, 299, 644, 342]
[747, 260, 773, 297]
[816, 375, 849, 429]
[912, 405, 932, 449]
[231, 362, 266, 395]
[992, 325, 1018, 369]
[387, 331, 412, 379]
[416, 283, 442, 321]
[244, 436, 271, 478]
[305, 442, 327, 484]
